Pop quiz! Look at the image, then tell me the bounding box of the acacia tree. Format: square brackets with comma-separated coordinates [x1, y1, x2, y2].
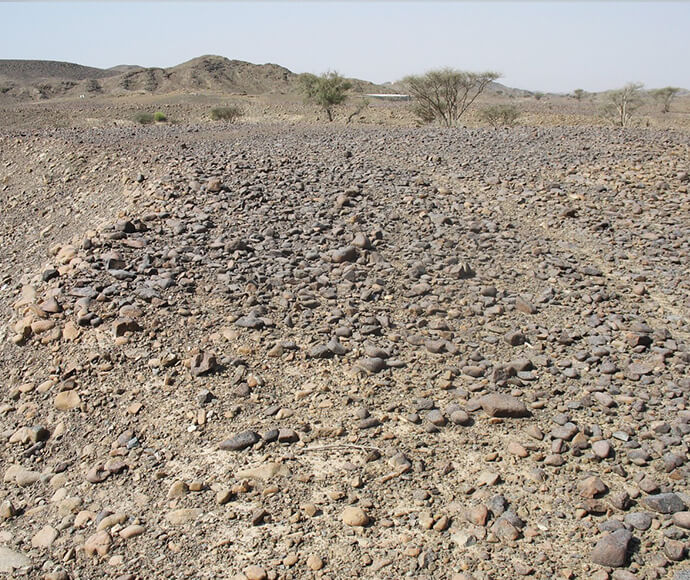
[650, 86, 680, 113]
[299, 71, 352, 122]
[602, 82, 644, 127]
[403, 68, 500, 127]
[572, 88, 586, 102]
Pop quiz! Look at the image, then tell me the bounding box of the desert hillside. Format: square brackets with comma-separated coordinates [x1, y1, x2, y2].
[0, 59, 120, 82]
[0, 55, 387, 101]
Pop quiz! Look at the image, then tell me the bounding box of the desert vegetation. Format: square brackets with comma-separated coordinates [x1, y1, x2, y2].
[209, 105, 244, 122]
[601, 82, 644, 127]
[402, 68, 500, 126]
[133, 111, 155, 124]
[479, 104, 521, 127]
[298, 70, 352, 121]
[651, 86, 680, 113]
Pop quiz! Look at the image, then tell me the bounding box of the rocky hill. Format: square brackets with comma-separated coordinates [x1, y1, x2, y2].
[0, 55, 385, 101]
[0, 60, 119, 83]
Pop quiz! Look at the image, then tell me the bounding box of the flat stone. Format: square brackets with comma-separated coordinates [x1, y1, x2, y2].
[0, 546, 31, 572]
[515, 296, 537, 314]
[119, 525, 145, 540]
[643, 493, 686, 514]
[672, 511, 690, 529]
[624, 512, 652, 531]
[579, 476, 608, 499]
[235, 315, 264, 329]
[219, 430, 260, 451]
[54, 390, 81, 411]
[331, 246, 358, 263]
[479, 393, 530, 418]
[31, 525, 58, 548]
[12, 467, 41, 487]
[244, 566, 267, 580]
[592, 440, 612, 459]
[190, 352, 217, 377]
[665, 538, 686, 561]
[236, 462, 288, 481]
[166, 508, 202, 525]
[551, 422, 578, 441]
[356, 357, 386, 373]
[86, 464, 110, 484]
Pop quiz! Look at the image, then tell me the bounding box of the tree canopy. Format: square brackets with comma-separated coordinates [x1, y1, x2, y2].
[299, 71, 352, 122]
[403, 68, 500, 127]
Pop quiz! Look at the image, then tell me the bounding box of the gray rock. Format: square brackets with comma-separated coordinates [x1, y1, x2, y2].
[236, 316, 264, 329]
[426, 410, 446, 426]
[591, 529, 632, 567]
[331, 246, 358, 263]
[356, 357, 386, 373]
[592, 439, 612, 459]
[643, 493, 686, 514]
[624, 512, 652, 531]
[219, 431, 260, 451]
[515, 296, 537, 314]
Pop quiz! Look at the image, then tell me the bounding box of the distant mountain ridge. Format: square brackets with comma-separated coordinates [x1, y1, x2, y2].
[0, 59, 120, 82]
[0, 55, 550, 101]
[0, 55, 306, 99]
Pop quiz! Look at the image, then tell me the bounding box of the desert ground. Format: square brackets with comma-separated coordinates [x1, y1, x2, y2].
[1, 58, 689, 580]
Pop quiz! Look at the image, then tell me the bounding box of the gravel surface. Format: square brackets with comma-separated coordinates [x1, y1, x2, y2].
[1, 121, 689, 579]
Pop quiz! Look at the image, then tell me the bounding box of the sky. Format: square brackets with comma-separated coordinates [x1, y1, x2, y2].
[1, 1, 688, 93]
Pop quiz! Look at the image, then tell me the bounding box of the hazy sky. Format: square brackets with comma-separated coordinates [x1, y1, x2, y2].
[1, 1, 688, 93]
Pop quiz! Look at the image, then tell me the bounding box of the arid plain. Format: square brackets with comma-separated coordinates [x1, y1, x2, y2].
[1, 56, 689, 580]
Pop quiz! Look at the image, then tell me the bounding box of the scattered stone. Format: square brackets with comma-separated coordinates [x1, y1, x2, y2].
[579, 476, 608, 499]
[591, 529, 632, 567]
[244, 565, 267, 580]
[342, 507, 369, 526]
[479, 393, 530, 418]
[219, 431, 260, 451]
[307, 555, 324, 571]
[84, 530, 112, 557]
[31, 525, 58, 548]
[54, 390, 81, 411]
[236, 462, 288, 481]
[166, 508, 203, 525]
[643, 493, 686, 514]
[0, 546, 31, 572]
[119, 525, 145, 539]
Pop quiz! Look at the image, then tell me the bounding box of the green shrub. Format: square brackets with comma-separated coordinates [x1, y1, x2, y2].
[479, 104, 521, 127]
[134, 112, 154, 125]
[210, 106, 243, 122]
[298, 71, 352, 122]
[153, 111, 167, 122]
